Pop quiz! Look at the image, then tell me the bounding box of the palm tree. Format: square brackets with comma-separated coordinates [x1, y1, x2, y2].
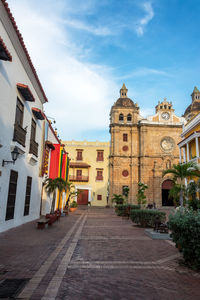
[53, 177, 69, 210]
[112, 194, 124, 205]
[44, 178, 57, 213]
[45, 177, 70, 212]
[163, 161, 200, 207]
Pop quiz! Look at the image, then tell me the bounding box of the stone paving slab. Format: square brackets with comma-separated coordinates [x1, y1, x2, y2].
[0, 207, 200, 299]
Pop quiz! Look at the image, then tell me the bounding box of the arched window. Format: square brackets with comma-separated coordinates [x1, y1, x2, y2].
[127, 114, 132, 122]
[119, 113, 124, 121]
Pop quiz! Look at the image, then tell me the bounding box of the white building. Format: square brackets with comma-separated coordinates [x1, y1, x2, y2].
[0, 0, 48, 232]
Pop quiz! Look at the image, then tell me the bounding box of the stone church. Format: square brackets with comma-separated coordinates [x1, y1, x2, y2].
[109, 84, 185, 207]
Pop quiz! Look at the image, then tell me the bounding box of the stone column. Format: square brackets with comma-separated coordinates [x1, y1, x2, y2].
[195, 137, 199, 158]
[186, 143, 189, 161]
[183, 147, 186, 162]
[179, 148, 182, 163]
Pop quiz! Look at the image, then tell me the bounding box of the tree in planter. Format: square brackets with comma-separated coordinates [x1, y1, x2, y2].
[163, 161, 200, 207]
[136, 182, 148, 207]
[112, 194, 124, 205]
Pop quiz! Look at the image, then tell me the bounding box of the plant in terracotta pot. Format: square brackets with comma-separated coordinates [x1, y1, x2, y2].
[69, 201, 78, 212]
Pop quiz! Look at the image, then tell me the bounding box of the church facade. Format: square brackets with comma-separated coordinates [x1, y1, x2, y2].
[109, 84, 185, 207]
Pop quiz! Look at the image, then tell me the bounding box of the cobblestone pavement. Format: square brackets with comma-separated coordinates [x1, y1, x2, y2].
[1, 207, 200, 299]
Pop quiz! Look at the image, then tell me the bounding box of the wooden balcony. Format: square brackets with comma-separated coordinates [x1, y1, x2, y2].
[29, 139, 38, 157]
[13, 123, 27, 147]
[69, 175, 89, 182]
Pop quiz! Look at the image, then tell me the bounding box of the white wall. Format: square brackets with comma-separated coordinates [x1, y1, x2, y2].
[0, 12, 45, 232]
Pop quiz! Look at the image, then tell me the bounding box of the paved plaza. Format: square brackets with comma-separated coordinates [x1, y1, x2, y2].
[0, 207, 200, 299]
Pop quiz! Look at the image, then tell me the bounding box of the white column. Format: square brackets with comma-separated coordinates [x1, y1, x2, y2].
[196, 137, 199, 158]
[179, 147, 182, 163]
[186, 143, 189, 161]
[183, 147, 186, 162]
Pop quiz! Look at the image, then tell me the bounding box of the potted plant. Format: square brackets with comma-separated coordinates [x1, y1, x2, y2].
[69, 200, 78, 212]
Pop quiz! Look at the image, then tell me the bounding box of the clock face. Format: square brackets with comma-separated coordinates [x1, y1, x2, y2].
[161, 112, 170, 120]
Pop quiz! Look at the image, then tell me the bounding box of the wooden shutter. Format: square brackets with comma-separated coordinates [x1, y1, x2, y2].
[24, 176, 32, 216]
[5, 170, 18, 220]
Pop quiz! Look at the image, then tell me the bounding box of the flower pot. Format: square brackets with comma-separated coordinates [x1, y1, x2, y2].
[69, 207, 77, 212]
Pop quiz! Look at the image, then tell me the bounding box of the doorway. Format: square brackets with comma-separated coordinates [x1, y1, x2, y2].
[77, 189, 88, 205]
[162, 179, 174, 206]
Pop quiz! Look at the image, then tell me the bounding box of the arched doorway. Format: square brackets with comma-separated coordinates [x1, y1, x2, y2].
[162, 179, 174, 206]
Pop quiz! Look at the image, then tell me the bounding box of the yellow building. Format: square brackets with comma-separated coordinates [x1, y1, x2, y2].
[178, 113, 200, 165]
[179, 87, 200, 165]
[62, 140, 110, 206]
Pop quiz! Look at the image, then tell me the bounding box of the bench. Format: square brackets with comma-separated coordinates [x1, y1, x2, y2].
[46, 214, 57, 225]
[37, 218, 49, 229]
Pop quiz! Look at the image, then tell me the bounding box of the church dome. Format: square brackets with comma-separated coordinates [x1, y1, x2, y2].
[114, 97, 135, 107]
[183, 87, 200, 119]
[113, 83, 137, 108]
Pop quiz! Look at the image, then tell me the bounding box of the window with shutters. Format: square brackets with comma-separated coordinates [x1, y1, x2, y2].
[96, 169, 103, 181]
[97, 195, 102, 200]
[24, 176, 32, 216]
[5, 170, 18, 221]
[123, 133, 128, 142]
[13, 98, 27, 147]
[15, 98, 24, 126]
[97, 150, 104, 161]
[76, 150, 83, 161]
[29, 119, 38, 156]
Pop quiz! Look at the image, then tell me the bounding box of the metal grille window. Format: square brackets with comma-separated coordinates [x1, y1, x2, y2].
[5, 170, 18, 221]
[24, 176, 32, 216]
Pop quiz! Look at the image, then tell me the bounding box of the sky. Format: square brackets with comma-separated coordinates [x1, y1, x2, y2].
[6, 0, 200, 141]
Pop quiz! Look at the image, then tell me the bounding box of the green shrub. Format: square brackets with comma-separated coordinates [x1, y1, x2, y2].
[115, 204, 140, 216]
[112, 194, 124, 205]
[168, 209, 200, 270]
[70, 201, 78, 208]
[130, 209, 166, 227]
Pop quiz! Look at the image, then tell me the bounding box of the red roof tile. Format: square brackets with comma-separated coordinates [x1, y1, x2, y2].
[0, 36, 12, 61]
[17, 83, 35, 102]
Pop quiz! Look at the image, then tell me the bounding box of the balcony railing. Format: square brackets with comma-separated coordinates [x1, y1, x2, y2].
[13, 123, 27, 147]
[69, 175, 89, 182]
[96, 176, 103, 181]
[29, 139, 38, 157]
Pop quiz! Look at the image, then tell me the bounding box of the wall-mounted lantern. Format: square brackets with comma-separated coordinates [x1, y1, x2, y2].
[2, 147, 20, 167]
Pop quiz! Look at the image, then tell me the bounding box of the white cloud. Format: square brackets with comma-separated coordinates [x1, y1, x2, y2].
[63, 19, 113, 36]
[135, 2, 154, 36]
[116, 67, 170, 80]
[7, 0, 117, 140]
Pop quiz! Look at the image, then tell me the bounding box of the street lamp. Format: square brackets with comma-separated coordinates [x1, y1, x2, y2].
[2, 147, 20, 167]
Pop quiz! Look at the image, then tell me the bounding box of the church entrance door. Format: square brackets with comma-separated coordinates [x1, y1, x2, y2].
[162, 180, 174, 206]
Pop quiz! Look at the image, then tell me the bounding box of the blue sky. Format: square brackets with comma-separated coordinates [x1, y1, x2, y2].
[7, 0, 200, 141]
